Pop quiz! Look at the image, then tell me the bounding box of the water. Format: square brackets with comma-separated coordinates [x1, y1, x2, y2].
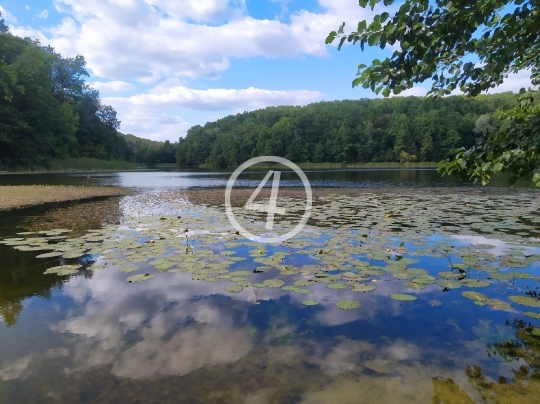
[0, 168, 527, 189]
[0, 170, 539, 403]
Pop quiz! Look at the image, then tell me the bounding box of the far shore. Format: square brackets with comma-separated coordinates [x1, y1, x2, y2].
[0, 185, 131, 211]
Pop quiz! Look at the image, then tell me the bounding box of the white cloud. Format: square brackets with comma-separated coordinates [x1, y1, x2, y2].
[392, 87, 429, 97]
[7, 0, 374, 81]
[25, 5, 30, 11]
[36, 9, 49, 19]
[88, 80, 136, 93]
[105, 85, 324, 140]
[108, 85, 324, 111]
[0, 6, 17, 23]
[486, 70, 534, 94]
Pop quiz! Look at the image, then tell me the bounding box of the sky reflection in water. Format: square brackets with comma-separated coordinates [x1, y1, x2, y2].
[0, 185, 539, 403]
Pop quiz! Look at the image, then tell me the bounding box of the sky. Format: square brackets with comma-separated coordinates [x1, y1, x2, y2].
[0, 0, 531, 142]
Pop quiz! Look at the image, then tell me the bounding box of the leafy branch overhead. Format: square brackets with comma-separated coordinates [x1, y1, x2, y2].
[326, 0, 540, 186]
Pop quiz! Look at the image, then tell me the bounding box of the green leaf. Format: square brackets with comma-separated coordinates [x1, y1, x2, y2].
[325, 31, 337, 44]
[368, 33, 381, 46]
[357, 20, 367, 32]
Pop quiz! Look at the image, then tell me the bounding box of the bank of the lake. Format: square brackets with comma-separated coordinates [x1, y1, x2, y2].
[0, 185, 130, 211]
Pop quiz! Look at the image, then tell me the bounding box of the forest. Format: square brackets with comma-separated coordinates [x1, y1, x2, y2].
[0, 14, 527, 171]
[0, 21, 175, 170]
[176, 93, 520, 168]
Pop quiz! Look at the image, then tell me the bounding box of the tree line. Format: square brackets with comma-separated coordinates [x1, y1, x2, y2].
[0, 15, 176, 170]
[175, 93, 519, 167]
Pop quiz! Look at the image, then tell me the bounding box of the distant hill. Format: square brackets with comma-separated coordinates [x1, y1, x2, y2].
[118, 132, 162, 148]
[176, 92, 521, 168]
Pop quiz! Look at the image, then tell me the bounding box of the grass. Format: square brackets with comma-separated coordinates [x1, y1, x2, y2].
[198, 161, 439, 170]
[3, 158, 138, 173]
[154, 163, 178, 169]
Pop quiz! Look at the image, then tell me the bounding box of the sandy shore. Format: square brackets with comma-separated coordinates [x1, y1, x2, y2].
[0, 185, 130, 211]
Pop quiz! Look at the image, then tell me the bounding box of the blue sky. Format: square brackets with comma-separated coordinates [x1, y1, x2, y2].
[0, 0, 529, 142]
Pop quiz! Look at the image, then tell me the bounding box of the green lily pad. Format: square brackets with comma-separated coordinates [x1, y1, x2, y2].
[36, 251, 63, 258]
[435, 279, 462, 289]
[438, 271, 463, 279]
[460, 279, 490, 288]
[485, 299, 511, 310]
[292, 288, 312, 295]
[532, 328, 540, 337]
[236, 280, 251, 287]
[524, 312, 540, 319]
[44, 265, 82, 275]
[232, 270, 253, 277]
[119, 265, 139, 273]
[63, 251, 87, 259]
[127, 274, 153, 283]
[252, 283, 267, 288]
[462, 291, 489, 302]
[327, 283, 347, 289]
[351, 283, 376, 293]
[336, 300, 361, 310]
[281, 286, 297, 291]
[390, 294, 417, 301]
[263, 279, 284, 288]
[302, 300, 319, 306]
[224, 284, 243, 293]
[509, 295, 540, 308]
[293, 279, 314, 286]
[404, 281, 427, 290]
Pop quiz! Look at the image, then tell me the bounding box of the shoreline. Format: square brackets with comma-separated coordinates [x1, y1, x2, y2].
[0, 185, 131, 211]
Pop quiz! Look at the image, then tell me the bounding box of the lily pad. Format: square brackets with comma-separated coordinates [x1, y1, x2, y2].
[44, 265, 82, 275]
[36, 251, 63, 258]
[435, 279, 462, 289]
[524, 312, 540, 319]
[351, 283, 376, 293]
[336, 300, 361, 310]
[302, 300, 319, 306]
[127, 274, 153, 283]
[119, 265, 139, 273]
[509, 295, 540, 308]
[292, 288, 312, 295]
[263, 279, 284, 288]
[63, 251, 87, 259]
[327, 283, 347, 289]
[460, 279, 490, 288]
[390, 294, 417, 301]
[462, 291, 489, 302]
[224, 284, 243, 293]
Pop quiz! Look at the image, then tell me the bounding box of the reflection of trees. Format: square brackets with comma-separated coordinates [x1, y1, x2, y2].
[0, 300, 23, 327]
[432, 319, 540, 404]
[0, 259, 65, 327]
[0, 198, 122, 326]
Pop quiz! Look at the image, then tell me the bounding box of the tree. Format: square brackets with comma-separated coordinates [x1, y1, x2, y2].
[326, 0, 540, 186]
[0, 11, 9, 35]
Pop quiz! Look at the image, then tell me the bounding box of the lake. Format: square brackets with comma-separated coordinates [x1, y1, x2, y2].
[0, 169, 539, 404]
[0, 167, 529, 189]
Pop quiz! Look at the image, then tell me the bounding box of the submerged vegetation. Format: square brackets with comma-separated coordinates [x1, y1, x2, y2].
[0, 187, 539, 402]
[0, 185, 129, 211]
[1, 189, 539, 322]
